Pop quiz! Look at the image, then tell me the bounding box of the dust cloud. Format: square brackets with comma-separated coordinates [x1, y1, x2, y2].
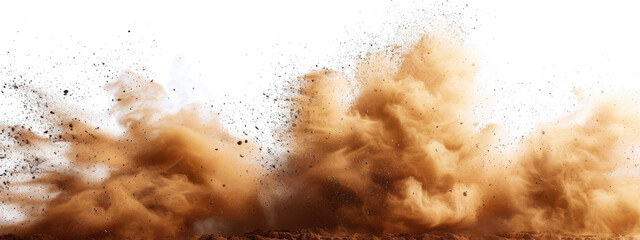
[2, 35, 640, 239]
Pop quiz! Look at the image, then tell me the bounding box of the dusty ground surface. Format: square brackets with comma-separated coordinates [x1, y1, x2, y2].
[0, 230, 632, 240]
[196, 230, 631, 240]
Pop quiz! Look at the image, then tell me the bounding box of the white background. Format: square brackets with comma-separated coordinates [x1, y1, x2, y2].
[2, 0, 640, 222]
[2, 0, 640, 142]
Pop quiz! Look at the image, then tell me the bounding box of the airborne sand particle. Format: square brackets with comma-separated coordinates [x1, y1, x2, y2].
[1, 35, 640, 240]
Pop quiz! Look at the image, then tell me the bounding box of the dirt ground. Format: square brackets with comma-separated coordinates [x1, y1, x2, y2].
[196, 230, 629, 240]
[0, 230, 631, 240]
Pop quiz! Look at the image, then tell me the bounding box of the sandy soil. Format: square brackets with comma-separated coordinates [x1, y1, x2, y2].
[196, 230, 629, 240]
[0, 230, 630, 240]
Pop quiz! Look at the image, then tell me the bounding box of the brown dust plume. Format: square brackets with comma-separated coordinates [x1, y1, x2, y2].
[1, 73, 266, 239]
[2, 35, 640, 239]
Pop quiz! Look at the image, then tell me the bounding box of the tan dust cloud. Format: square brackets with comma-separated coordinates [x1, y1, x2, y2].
[2, 35, 640, 239]
[498, 98, 640, 234]
[268, 37, 491, 233]
[2, 73, 266, 239]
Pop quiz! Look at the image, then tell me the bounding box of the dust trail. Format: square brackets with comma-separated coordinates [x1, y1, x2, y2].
[2, 72, 265, 239]
[2, 35, 640, 239]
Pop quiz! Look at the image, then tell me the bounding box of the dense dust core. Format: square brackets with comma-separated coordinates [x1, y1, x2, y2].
[2, 36, 640, 239]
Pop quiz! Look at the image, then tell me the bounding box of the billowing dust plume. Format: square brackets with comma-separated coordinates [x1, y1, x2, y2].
[2, 35, 640, 239]
[1, 74, 266, 239]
